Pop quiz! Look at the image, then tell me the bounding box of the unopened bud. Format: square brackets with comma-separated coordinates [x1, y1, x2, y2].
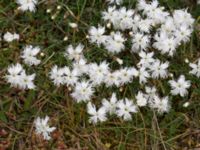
[106, 23, 111, 29]
[183, 102, 190, 107]
[116, 58, 123, 65]
[51, 14, 57, 20]
[46, 9, 52, 13]
[63, 36, 68, 41]
[40, 52, 45, 57]
[129, 31, 133, 36]
[86, 35, 89, 39]
[57, 5, 62, 10]
[185, 58, 189, 63]
[69, 23, 78, 28]
[169, 73, 174, 78]
[68, 86, 72, 91]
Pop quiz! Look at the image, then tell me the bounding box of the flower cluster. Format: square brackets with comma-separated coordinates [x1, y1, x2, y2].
[91, 1, 194, 56]
[3, 32, 19, 42]
[87, 93, 138, 123]
[14, 0, 194, 124]
[52, 0, 193, 124]
[5, 63, 36, 90]
[5, 44, 41, 90]
[3, 0, 197, 140]
[87, 89, 171, 124]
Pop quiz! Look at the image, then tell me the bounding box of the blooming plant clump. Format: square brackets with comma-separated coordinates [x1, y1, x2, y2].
[3, 0, 197, 141]
[49, 0, 195, 124]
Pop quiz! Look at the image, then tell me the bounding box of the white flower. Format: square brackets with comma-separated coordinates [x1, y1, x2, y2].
[88, 26, 107, 45]
[132, 15, 141, 32]
[104, 31, 126, 53]
[89, 61, 110, 85]
[87, 102, 107, 124]
[62, 67, 78, 86]
[174, 25, 192, 43]
[153, 31, 178, 56]
[104, 71, 120, 87]
[107, 0, 123, 5]
[21, 45, 41, 66]
[102, 6, 118, 23]
[49, 65, 65, 86]
[137, 19, 152, 33]
[64, 44, 84, 61]
[138, 51, 154, 68]
[160, 17, 176, 33]
[17, 0, 38, 12]
[3, 32, 19, 42]
[173, 9, 194, 28]
[118, 7, 134, 30]
[150, 59, 169, 79]
[102, 93, 118, 114]
[132, 33, 150, 52]
[116, 98, 137, 120]
[189, 59, 200, 77]
[117, 67, 138, 85]
[20, 72, 36, 89]
[34, 116, 56, 140]
[168, 75, 191, 97]
[138, 67, 150, 84]
[149, 95, 170, 114]
[5, 63, 24, 87]
[141, 0, 158, 14]
[145, 86, 157, 100]
[137, 0, 148, 11]
[136, 91, 148, 107]
[137, 0, 169, 25]
[146, 1, 169, 25]
[72, 58, 89, 76]
[71, 81, 94, 102]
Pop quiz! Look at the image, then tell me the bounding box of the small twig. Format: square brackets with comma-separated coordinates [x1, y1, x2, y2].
[41, 52, 55, 65]
[1, 122, 26, 135]
[60, 3, 89, 27]
[153, 110, 167, 150]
